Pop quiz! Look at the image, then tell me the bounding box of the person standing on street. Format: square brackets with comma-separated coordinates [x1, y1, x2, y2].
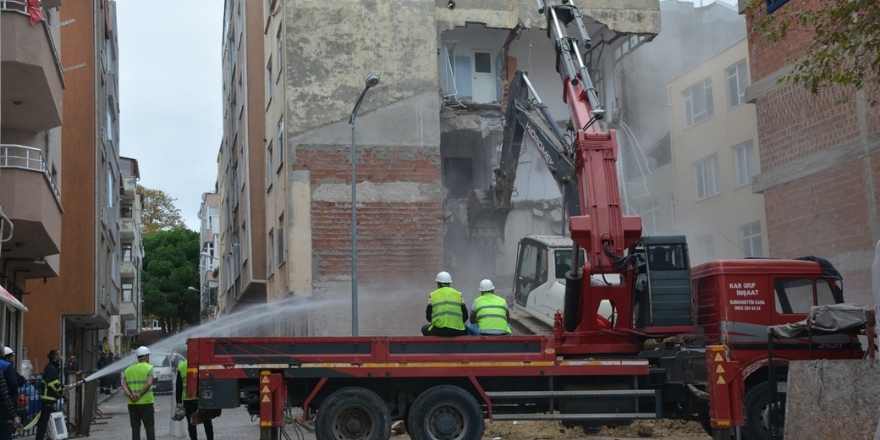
[176, 357, 213, 440]
[121, 346, 155, 440]
[35, 350, 62, 440]
[0, 354, 20, 440]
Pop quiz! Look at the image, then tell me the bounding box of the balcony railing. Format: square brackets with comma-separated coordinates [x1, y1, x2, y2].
[1, 1, 65, 87]
[0, 144, 61, 203]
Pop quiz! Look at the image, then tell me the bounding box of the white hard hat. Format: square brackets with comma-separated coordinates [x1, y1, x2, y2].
[435, 271, 453, 284]
[135, 346, 150, 357]
[479, 279, 495, 292]
[1, 347, 13, 356]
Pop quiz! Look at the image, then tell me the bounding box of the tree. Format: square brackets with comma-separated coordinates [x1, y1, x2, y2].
[142, 228, 200, 333]
[139, 185, 186, 234]
[747, 0, 880, 93]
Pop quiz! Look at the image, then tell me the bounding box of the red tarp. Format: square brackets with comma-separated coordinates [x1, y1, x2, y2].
[27, 0, 44, 25]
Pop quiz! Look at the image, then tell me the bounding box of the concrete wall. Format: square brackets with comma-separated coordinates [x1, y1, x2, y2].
[286, 0, 442, 292]
[745, 0, 880, 306]
[784, 359, 880, 440]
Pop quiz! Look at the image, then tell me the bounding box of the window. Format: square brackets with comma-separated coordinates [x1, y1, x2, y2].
[267, 229, 274, 275]
[266, 141, 274, 190]
[554, 249, 585, 280]
[740, 221, 763, 257]
[123, 283, 133, 303]
[774, 278, 816, 314]
[105, 105, 114, 143]
[107, 170, 114, 208]
[647, 244, 688, 271]
[123, 245, 132, 262]
[695, 154, 719, 199]
[733, 141, 756, 186]
[275, 25, 283, 83]
[682, 78, 714, 126]
[726, 59, 749, 107]
[276, 118, 284, 171]
[276, 215, 285, 267]
[515, 243, 539, 306]
[474, 52, 492, 74]
[265, 57, 273, 106]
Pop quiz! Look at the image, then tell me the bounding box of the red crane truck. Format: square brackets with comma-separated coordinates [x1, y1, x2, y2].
[184, 2, 872, 439]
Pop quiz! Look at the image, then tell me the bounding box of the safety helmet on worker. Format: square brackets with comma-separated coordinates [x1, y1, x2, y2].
[435, 271, 453, 284]
[479, 279, 495, 293]
[135, 346, 150, 358]
[2, 346, 13, 357]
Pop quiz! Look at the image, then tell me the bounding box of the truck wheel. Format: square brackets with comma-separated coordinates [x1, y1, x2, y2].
[744, 381, 785, 440]
[315, 387, 391, 440]
[407, 385, 484, 440]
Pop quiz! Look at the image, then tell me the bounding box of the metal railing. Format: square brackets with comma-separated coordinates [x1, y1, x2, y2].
[0, 144, 62, 202]
[1, 0, 66, 88]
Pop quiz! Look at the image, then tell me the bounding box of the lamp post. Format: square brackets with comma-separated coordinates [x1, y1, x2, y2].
[349, 72, 380, 337]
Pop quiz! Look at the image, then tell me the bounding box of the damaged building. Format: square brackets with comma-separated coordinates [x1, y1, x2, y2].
[216, 0, 662, 335]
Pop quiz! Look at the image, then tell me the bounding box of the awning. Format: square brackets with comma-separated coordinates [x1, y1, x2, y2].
[0, 284, 27, 312]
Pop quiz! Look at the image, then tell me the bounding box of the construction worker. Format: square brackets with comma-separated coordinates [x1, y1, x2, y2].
[1, 348, 23, 386]
[421, 271, 468, 337]
[122, 346, 155, 440]
[176, 356, 213, 440]
[467, 279, 512, 336]
[35, 350, 62, 440]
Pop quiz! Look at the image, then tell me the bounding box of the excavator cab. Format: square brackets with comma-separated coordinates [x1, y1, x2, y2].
[632, 236, 694, 331]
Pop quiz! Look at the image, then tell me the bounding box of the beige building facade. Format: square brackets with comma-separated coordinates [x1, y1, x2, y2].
[629, 39, 765, 265]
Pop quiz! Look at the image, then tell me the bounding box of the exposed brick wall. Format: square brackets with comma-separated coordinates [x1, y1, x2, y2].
[755, 84, 860, 170]
[746, 0, 822, 81]
[295, 146, 443, 284]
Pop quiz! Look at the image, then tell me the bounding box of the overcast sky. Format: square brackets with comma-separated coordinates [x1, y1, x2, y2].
[118, 1, 224, 230]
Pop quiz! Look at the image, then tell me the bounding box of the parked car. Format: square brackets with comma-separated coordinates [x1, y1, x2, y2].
[150, 352, 176, 395]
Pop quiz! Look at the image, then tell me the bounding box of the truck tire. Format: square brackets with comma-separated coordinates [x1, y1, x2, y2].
[315, 387, 392, 440]
[407, 385, 484, 440]
[744, 381, 784, 440]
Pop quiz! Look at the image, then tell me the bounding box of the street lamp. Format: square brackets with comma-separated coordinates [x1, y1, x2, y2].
[349, 72, 380, 337]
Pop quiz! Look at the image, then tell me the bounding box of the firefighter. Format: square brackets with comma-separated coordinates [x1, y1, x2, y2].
[421, 271, 468, 337]
[35, 350, 62, 440]
[467, 279, 512, 336]
[121, 346, 155, 440]
[176, 357, 213, 440]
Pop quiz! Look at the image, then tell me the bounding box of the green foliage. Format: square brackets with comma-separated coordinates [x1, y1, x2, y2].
[142, 228, 200, 333]
[747, 0, 879, 93]
[139, 185, 186, 234]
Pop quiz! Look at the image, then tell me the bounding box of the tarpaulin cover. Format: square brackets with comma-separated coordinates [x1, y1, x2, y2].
[769, 304, 869, 338]
[0, 284, 27, 312]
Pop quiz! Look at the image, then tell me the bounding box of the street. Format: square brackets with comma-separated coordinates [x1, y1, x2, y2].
[75, 391, 709, 440]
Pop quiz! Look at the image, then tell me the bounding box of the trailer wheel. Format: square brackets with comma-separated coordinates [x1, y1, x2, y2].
[315, 387, 391, 440]
[407, 385, 484, 440]
[744, 381, 785, 440]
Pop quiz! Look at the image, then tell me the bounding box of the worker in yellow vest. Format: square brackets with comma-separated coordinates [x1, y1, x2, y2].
[421, 271, 468, 336]
[176, 357, 214, 440]
[467, 279, 512, 336]
[121, 346, 155, 440]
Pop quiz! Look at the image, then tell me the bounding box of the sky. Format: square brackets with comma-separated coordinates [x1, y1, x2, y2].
[117, 0, 224, 230]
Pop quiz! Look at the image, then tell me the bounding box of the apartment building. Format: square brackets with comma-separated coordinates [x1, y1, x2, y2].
[25, 0, 124, 372]
[115, 157, 143, 353]
[0, 0, 64, 360]
[237, 0, 661, 335]
[742, 0, 880, 306]
[198, 192, 220, 319]
[216, 0, 267, 314]
[666, 39, 765, 264]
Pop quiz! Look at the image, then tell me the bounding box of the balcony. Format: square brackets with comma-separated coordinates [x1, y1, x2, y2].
[119, 301, 136, 319]
[0, 144, 62, 278]
[1, 1, 64, 132]
[120, 218, 135, 242]
[122, 176, 136, 201]
[121, 259, 135, 279]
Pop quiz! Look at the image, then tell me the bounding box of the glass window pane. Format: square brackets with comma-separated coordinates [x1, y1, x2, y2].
[816, 280, 837, 306]
[474, 52, 492, 73]
[775, 279, 813, 314]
